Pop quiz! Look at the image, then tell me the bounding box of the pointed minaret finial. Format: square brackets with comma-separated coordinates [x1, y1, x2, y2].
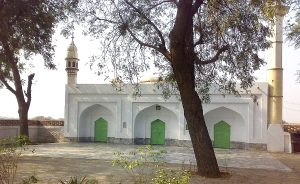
[71, 33, 74, 43]
[65, 33, 79, 85]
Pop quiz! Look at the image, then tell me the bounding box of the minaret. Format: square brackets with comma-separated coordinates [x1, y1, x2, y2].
[267, 4, 289, 152]
[65, 36, 79, 85]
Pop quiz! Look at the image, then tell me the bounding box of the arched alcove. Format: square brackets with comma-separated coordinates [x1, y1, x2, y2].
[79, 104, 113, 142]
[204, 106, 246, 143]
[134, 104, 178, 144]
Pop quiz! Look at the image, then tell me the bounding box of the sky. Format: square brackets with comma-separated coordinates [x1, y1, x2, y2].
[0, 24, 300, 123]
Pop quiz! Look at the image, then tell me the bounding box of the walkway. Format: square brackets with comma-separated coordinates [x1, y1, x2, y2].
[22, 143, 291, 172]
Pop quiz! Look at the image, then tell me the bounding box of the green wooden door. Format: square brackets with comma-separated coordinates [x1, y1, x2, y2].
[151, 119, 165, 145]
[214, 121, 230, 149]
[94, 118, 108, 142]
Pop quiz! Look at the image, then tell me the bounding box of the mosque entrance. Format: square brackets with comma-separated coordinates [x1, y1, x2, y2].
[214, 121, 231, 149]
[94, 118, 108, 142]
[150, 119, 165, 145]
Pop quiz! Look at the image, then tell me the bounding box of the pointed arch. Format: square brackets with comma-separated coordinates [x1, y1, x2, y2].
[134, 104, 178, 144]
[204, 106, 246, 143]
[79, 104, 113, 141]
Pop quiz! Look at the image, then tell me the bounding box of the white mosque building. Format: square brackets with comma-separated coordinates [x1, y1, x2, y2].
[64, 7, 289, 152]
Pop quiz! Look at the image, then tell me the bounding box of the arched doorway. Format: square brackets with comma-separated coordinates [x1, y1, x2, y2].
[94, 118, 108, 142]
[214, 121, 230, 149]
[150, 119, 165, 145]
[204, 106, 245, 147]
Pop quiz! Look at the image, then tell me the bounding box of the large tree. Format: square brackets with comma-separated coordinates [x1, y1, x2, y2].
[71, 0, 276, 177]
[284, 0, 300, 80]
[286, 0, 300, 47]
[287, 13, 300, 47]
[0, 0, 73, 137]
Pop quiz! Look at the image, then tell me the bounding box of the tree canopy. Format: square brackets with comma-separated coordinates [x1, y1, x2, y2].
[71, 0, 275, 98]
[286, 0, 300, 48]
[0, 0, 75, 136]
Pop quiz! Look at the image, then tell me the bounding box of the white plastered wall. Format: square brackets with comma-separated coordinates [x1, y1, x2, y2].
[64, 83, 268, 144]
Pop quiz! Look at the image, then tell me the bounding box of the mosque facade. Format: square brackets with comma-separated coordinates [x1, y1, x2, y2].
[64, 6, 290, 152]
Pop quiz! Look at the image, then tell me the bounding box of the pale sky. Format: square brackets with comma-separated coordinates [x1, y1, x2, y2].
[0, 26, 300, 123]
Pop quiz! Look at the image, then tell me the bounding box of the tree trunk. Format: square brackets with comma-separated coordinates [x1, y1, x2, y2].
[175, 73, 221, 177]
[11, 62, 31, 137]
[1, 34, 32, 138]
[169, 0, 221, 177]
[18, 101, 29, 136]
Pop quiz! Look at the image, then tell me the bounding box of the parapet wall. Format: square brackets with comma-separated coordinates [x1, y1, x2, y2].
[0, 120, 64, 143]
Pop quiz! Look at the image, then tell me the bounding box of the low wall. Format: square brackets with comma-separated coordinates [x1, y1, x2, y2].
[0, 120, 64, 143]
[283, 124, 300, 153]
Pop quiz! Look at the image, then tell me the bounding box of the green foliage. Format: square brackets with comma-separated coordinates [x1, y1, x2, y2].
[22, 175, 38, 184]
[59, 176, 98, 184]
[151, 169, 191, 184]
[70, 0, 276, 98]
[112, 145, 166, 183]
[0, 0, 75, 136]
[0, 0, 65, 76]
[0, 136, 28, 184]
[112, 145, 190, 184]
[286, 1, 300, 49]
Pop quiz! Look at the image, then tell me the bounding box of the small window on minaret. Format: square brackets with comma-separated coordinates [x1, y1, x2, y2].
[76, 63, 78, 68]
[68, 62, 71, 67]
[72, 62, 75, 67]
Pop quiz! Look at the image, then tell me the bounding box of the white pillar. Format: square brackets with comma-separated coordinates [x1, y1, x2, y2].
[267, 5, 289, 152]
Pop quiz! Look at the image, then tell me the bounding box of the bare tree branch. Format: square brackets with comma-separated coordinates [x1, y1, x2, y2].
[114, 2, 172, 62]
[25, 73, 35, 108]
[192, 0, 204, 15]
[123, 0, 167, 51]
[94, 16, 120, 24]
[194, 34, 204, 47]
[0, 73, 16, 94]
[126, 24, 172, 61]
[147, 0, 177, 10]
[195, 45, 229, 65]
[0, 37, 18, 95]
[171, 0, 179, 6]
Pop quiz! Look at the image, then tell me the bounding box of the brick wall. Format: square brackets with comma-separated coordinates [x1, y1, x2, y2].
[0, 120, 64, 143]
[283, 124, 300, 133]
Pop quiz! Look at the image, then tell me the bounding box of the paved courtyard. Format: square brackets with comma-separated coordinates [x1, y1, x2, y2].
[22, 143, 291, 172]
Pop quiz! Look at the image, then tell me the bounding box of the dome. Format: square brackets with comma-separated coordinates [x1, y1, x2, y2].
[66, 39, 78, 59]
[140, 75, 159, 83]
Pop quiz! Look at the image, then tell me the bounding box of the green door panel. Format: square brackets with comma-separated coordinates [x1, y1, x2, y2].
[213, 121, 230, 149]
[94, 118, 108, 142]
[151, 119, 165, 145]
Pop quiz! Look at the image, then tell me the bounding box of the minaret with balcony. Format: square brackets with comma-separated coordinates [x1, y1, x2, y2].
[65, 36, 79, 85]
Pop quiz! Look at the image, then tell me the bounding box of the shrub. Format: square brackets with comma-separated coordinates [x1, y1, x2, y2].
[112, 145, 191, 184]
[22, 175, 38, 184]
[59, 176, 98, 184]
[0, 136, 29, 184]
[112, 145, 166, 183]
[151, 169, 191, 184]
